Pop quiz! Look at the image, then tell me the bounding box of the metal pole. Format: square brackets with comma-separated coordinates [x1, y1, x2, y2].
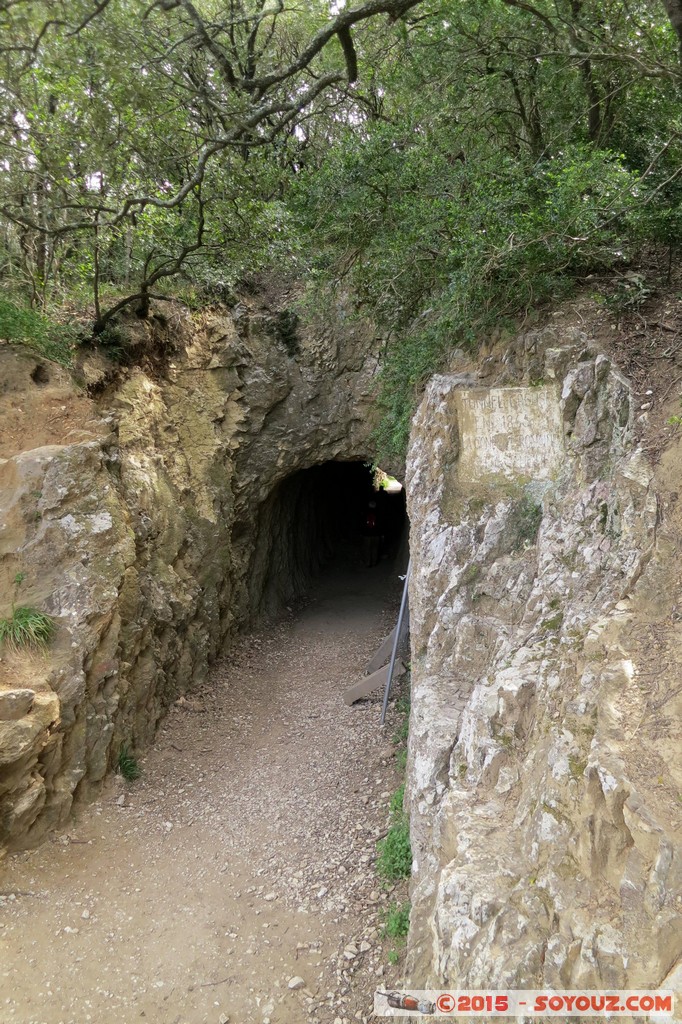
[380, 558, 411, 726]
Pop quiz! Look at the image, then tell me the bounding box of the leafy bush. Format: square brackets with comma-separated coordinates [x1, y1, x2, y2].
[295, 33, 681, 461]
[601, 272, 654, 318]
[0, 606, 56, 650]
[383, 900, 411, 939]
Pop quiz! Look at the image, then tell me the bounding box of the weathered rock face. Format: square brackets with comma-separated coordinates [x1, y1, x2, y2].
[0, 295, 379, 853]
[405, 328, 681, 992]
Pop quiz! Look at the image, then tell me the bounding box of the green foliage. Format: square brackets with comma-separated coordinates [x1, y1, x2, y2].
[568, 754, 588, 781]
[392, 685, 410, 756]
[117, 745, 141, 782]
[0, 606, 56, 651]
[461, 564, 480, 585]
[387, 948, 400, 966]
[378, 686, 412, 880]
[383, 900, 411, 939]
[291, 0, 682, 457]
[389, 784, 405, 817]
[0, 298, 75, 365]
[377, 819, 412, 880]
[0, 0, 388, 330]
[515, 496, 543, 546]
[1, 0, 680, 424]
[396, 693, 411, 716]
[392, 717, 409, 745]
[298, 140, 650, 457]
[601, 273, 654, 318]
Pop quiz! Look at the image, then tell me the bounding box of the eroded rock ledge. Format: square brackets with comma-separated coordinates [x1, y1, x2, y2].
[405, 326, 681, 992]
[0, 295, 379, 853]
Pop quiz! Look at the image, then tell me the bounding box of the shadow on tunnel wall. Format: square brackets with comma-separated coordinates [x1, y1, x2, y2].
[248, 461, 407, 618]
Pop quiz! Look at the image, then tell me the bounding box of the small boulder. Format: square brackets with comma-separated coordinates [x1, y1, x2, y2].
[0, 689, 35, 721]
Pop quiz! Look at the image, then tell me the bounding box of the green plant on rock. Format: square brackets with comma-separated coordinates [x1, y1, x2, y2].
[382, 900, 411, 939]
[461, 563, 480, 585]
[117, 745, 142, 782]
[515, 495, 543, 547]
[541, 612, 564, 633]
[568, 754, 588, 781]
[0, 606, 56, 651]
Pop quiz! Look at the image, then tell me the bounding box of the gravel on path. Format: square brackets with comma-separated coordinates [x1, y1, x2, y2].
[0, 559, 409, 1024]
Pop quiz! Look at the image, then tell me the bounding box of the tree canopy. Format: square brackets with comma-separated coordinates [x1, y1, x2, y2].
[1, 0, 681, 453]
[0, 0, 422, 323]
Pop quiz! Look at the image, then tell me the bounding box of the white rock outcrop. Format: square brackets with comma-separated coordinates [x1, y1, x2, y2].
[406, 330, 681, 992]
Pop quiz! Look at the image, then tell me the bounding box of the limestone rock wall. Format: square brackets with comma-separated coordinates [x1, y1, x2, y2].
[0, 294, 378, 854]
[405, 330, 681, 993]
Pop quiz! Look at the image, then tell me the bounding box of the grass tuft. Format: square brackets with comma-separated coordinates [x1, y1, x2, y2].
[0, 606, 56, 650]
[117, 745, 142, 782]
[0, 297, 77, 366]
[392, 717, 409, 745]
[389, 783, 405, 817]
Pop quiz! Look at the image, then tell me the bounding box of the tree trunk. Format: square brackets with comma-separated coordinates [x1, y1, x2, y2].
[580, 57, 602, 143]
[135, 287, 150, 319]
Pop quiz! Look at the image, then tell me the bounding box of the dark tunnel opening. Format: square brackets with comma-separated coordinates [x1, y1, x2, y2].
[249, 460, 408, 617]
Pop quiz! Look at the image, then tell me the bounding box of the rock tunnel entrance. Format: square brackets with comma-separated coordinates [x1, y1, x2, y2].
[249, 460, 408, 617]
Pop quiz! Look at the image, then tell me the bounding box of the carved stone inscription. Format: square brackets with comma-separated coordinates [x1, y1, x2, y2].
[455, 386, 564, 482]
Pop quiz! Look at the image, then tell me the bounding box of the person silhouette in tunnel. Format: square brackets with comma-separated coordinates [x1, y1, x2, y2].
[362, 499, 381, 567]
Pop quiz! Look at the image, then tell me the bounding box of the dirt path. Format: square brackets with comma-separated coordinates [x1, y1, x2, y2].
[0, 559, 408, 1024]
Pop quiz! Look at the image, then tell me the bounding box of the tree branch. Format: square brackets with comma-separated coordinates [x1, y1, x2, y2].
[337, 27, 359, 82]
[237, 0, 422, 93]
[177, 0, 237, 87]
[499, 0, 558, 35]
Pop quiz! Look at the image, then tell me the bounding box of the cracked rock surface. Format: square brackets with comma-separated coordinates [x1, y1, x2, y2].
[405, 327, 682, 994]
